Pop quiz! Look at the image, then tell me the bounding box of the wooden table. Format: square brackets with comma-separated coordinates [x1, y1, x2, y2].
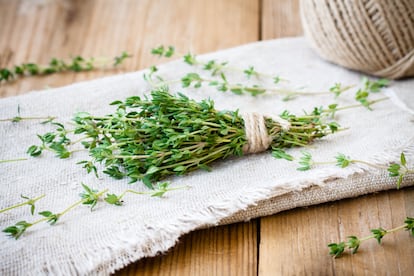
[1, 1, 413, 274]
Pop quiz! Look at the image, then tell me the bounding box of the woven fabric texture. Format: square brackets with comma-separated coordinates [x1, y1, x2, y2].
[300, 0, 414, 79]
[1, 37, 413, 275]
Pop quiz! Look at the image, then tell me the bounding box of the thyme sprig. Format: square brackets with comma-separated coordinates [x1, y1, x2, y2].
[104, 182, 186, 205]
[328, 217, 414, 258]
[296, 152, 413, 189]
[355, 77, 389, 109]
[2, 182, 184, 239]
[151, 45, 175, 58]
[0, 194, 45, 215]
[0, 105, 56, 123]
[179, 72, 353, 98]
[149, 46, 354, 99]
[387, 152, 414, 188]
[2, 184, 108, 239]
[151, 46, 242, 78]
[26, 121, 76, 159]
[0, 51, 132, 83]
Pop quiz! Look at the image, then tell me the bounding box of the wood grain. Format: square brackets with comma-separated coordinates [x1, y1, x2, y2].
[118, 221, 258, 276]
[261, 0, 303, 40]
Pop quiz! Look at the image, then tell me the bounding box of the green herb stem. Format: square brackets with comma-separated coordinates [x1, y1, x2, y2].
[314, 161, 336, 166]
[119, 185, 188, 199]
[0, 158, 28, 163]
[317, 159, 389, 170]
[69, 149, 88, 154]
[357, 225, 407, 242]
[69, 136, 89, 146]
[351, 159, 388, 170]
[328, 97, 388, 113]
[59, 199, 85, 217]
[59, 189, 109, 217]
[0, 116, 56, 122]
[112, 154, 151, 160]
[147, 78, 182, 90]
[329, 217, 414, 258]
[30, 217, 50, 226]
[200, 77, 334, 97]
[0, 194, 45, 214]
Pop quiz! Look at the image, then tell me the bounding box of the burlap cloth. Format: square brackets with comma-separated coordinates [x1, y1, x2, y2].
[1, 37, 413, 275]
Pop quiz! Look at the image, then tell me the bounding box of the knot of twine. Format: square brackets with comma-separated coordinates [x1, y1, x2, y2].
[300, 0, 414, 79]
[242, 112, 290, 154]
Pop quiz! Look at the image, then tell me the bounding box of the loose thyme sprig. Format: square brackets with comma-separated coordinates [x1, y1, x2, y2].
[2, 182, 186, 239]
[151, 45, 175, 58]
[0, 194, 45, 215]
[179, 72, 352, 98]
[0, 105, 56, 123]
[296, 152, 413, 189]
[328, 217, 414, 258]
[2, 184, 108, 239]
[152, 46, 284, 82]
[0, 51, 132, 83]
[355, 78, 390, 109]
[151, 46, 392, 107]
[25, 121, 85, 159]
[387, 152, 414, 188]
[296, 151, 387, 171]
[0, 115, 56, 123]
[104, 182, 186, 205]
[149, 46, 354, 99]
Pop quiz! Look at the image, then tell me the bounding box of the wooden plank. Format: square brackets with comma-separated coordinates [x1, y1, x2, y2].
[0, 0, 260, 274]
[117, 221, 258, 276]
[261, 0, 303, 39]
[260, 1, 414, 274]
[259, 188, 414, 275]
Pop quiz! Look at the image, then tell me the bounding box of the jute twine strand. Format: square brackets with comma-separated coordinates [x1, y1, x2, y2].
[300, 0, 414, 79]
[242, 113, 290, 154]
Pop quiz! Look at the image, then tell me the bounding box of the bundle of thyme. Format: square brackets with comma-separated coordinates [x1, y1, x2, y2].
[28, 87, 338, 188]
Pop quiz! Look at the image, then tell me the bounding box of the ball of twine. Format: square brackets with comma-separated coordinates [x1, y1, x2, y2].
[300, 0, 414, 79]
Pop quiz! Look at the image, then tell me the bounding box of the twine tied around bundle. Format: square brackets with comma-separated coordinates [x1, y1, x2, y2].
[300, 0, 414, 79]
[242, 113, 290, 154]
